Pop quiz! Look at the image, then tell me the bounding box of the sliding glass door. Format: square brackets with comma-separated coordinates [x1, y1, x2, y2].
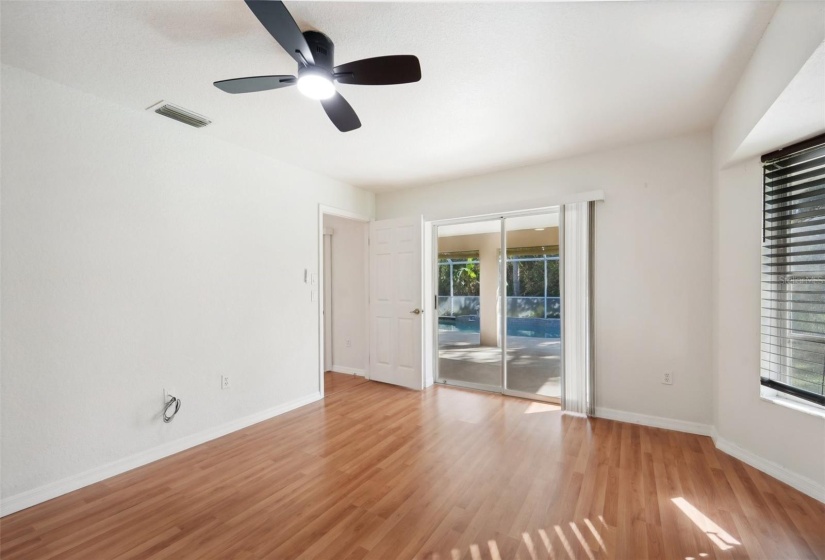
[435, 210, 561, 402]
[436, 218, 502, 391]
[503, 215, 562, 400]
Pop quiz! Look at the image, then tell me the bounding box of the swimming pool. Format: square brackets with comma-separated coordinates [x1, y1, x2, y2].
[438, 317, 561, 339]
[507, 318, 561, 338]
[438, 321, 479, 333]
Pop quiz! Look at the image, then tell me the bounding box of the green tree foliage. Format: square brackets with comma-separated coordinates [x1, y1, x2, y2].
[439, 250, 560, 303]
[438, 256, 480, 296]
[438, 263, 451, 296]
[506, 255, 559, 297]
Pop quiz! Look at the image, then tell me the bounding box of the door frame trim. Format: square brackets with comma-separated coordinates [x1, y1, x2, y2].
[318, 205, 371, 398]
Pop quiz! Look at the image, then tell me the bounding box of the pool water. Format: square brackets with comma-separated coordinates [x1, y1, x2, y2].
[438, 317, 561, 339]
[438, 321, 479, 333]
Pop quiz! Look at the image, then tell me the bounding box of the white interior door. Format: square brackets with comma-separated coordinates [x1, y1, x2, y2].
[370, 216, 424, 390]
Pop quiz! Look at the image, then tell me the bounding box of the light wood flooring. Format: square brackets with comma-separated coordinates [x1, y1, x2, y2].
[324, 371, 368, 395]
[1, 381, 823, 559]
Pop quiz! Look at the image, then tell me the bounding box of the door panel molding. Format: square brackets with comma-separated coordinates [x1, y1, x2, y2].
[369, 216, 424, 390]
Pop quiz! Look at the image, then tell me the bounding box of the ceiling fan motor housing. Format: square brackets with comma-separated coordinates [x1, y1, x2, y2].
[303, 31, 334, 72]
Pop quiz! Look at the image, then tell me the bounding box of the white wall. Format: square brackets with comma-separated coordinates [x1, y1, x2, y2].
[712, 157, 824, 492]
[710, 1, 825, 498]
[0, 65, 374, 511]
[323, 214, 368, 375]
[378, 132, 715, 427]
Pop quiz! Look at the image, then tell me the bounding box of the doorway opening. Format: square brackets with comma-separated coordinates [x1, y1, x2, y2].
[434, 210, 562, 402]
[321, 212, 369, 395]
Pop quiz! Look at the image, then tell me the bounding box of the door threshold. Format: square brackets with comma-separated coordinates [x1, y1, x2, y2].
[435, 378, 561, 404]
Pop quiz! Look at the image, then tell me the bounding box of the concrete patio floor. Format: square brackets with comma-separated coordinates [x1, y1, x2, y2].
[437, 331, 561, 398]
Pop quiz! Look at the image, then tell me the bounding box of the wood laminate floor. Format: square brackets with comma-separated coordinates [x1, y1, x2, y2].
[1, 381, 823, 559]
[324, 371, 369, 395]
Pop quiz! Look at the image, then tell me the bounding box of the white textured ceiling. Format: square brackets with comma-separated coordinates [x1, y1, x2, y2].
[1, 1, 777, 191]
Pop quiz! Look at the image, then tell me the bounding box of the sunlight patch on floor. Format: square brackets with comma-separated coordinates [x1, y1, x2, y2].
[569, 521, 596, 560]
[488, 540, 502, 560]
[584, 518, 607, 552]
[525, 402, 561, 414]
[672, 497, 741, 551]
[522, 532, 539, 559]
[442, 516, 607, 559]
[555, 525, 576, 559]
[537, 528, 556, 558]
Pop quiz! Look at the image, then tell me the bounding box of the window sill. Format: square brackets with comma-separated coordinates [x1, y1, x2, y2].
[760, 388, 825, 420]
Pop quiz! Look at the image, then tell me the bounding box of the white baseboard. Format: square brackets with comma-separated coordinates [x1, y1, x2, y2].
[711, 430, 824, 503]
[331, 365, 366, 377]
[594, 408, 823, 504]
[595, 407, 713, 436]
[0, 391, 322, 518]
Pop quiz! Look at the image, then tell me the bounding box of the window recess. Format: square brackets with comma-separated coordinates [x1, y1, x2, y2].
[761, 133, 825, 407]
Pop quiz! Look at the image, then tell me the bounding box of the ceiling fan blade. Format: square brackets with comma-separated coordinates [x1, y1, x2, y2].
[320, 92, 361, 132]
[334, 55, 421, 86]
[214, 75, 296, 94]
[244, 0, 314, 66]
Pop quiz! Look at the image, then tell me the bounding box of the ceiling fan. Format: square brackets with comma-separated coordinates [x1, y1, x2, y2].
[214, 0, 421, 132]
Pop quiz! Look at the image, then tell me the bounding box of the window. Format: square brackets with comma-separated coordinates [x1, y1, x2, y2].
[438, 252, 480, 297]
[505, 246, 560, 319]
[761, 133, 825, 407]
[438, 251, 480, 318]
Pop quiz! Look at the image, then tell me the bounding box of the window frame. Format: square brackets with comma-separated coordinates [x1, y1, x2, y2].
[760, 133, 825, 409]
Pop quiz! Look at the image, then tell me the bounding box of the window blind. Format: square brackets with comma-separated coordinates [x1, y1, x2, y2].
[761, 133, 825, 406]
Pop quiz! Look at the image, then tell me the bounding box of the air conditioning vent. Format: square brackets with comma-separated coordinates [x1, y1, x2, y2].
[152, 103, 211, 128]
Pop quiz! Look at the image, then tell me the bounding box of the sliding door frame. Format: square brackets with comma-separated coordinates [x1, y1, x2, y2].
[431, 207, 563, 404]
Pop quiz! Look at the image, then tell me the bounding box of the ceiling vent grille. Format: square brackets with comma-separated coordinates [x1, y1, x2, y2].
[152, 103, 211, 128]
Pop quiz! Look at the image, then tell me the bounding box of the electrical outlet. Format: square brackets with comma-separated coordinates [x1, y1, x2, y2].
[346, 339, 352, 348]
[663, 372, 673, 385]
[221, 376, 231, 390]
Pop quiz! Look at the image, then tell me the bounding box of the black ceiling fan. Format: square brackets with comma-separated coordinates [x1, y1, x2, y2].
[214, 0, 421, 132]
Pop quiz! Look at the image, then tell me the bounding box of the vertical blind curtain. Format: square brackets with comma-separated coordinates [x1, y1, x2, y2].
[761, 134, 825, 406]
[562, 201, 594, 415]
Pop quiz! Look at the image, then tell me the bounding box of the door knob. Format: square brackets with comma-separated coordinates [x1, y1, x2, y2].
[410, 308, 422, 315]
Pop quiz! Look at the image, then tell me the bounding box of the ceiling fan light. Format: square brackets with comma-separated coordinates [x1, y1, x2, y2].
[297, 73, 335, 100]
